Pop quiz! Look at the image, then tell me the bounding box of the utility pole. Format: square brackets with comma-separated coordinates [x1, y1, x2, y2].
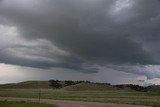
[37, 81, 41, 103]
[38, 89, 41, 103]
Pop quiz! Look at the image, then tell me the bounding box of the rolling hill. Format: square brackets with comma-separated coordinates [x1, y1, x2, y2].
[0, 81, 52, 89]
[0, 80, 160, 92]
[147, 85, 160, 92]
[61, 82, 117, 91]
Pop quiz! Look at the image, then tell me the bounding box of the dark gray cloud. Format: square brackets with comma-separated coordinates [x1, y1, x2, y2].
[0, 0, 160, 78]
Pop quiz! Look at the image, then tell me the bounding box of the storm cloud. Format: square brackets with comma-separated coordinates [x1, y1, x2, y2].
[0, 0, 160, 81]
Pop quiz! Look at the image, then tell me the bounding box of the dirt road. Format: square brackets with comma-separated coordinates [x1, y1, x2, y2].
[0, 97, 149, 107]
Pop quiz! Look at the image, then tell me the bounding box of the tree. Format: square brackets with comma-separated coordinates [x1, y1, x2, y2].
[49, 80, 62, 89]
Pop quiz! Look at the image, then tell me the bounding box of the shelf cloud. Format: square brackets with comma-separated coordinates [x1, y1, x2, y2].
[0, 0, 160, 84]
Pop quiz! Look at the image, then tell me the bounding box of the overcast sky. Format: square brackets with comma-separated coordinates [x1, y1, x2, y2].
[0, 0, 160, 85]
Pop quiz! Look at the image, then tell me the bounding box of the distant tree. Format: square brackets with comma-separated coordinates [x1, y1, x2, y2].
[115, 84, 148, 92]
[64, 80, 75, 86]
[127, 84, 148, 92]
[49, 80, 62, 89]
[115, 85, 125, 89]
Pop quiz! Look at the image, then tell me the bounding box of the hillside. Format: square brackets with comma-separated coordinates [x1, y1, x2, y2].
[147, 85, 160, 92]
[0, 80, 160, 92]
[61, 83, 117, 91]
[0, 81, 52, 89]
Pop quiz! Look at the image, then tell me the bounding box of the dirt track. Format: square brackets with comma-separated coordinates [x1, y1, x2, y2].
[0, 97, 149, 107]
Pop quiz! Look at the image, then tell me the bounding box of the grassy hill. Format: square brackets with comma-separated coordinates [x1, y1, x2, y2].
[61, 83, 117, 91]
[61, 83, 147, 91]
[147, 85, 160, 92]
[0, 80, 160, 107]
[0, 81, 121, 91]
[0, 81, 52, 89]
[0, 80, 160, 92]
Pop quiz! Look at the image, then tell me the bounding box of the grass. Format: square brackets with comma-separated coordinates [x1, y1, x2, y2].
[61, 83, 118, 91]
[0, 89, 160, 107]
[0, 81, 160, 107]
[0, 101, 56, 107]
[0, 81, 52, 89]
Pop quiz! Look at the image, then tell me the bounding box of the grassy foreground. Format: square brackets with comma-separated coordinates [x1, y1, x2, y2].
[0, 101, 56, 107]
[0, 81, 160, 107]
[0, 89, 160, 107]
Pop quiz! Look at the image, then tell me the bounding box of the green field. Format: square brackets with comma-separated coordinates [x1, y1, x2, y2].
[0, 81, 160, 107]
[0, 101, 56, 107]
[0, 89, 160, 107]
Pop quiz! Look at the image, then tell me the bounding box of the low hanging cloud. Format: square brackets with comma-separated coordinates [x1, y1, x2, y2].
[107, 64, 160, 79]
[0, 24, 94, 72]
[0, 25, 71, 68]
[0, 0, 160, 79]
